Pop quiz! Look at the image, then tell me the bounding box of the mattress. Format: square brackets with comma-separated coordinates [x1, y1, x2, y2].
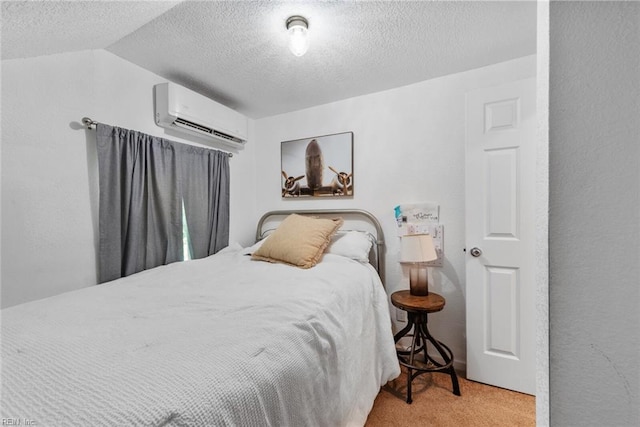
[0, 244, 400, 426]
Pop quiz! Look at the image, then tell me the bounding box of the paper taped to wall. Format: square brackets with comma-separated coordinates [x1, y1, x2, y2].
[394, 202, 439, 229]
[394, 202, 443, 266]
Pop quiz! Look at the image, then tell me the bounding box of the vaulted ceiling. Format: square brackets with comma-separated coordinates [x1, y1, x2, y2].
[2, 1, 536, 118]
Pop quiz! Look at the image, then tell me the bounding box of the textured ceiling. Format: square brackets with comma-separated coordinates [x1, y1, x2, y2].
[1, 1, 181, 59]
[2, 1, 536, 119]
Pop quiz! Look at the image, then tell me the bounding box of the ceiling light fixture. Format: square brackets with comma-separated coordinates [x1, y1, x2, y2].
[286, 15, 309, 57]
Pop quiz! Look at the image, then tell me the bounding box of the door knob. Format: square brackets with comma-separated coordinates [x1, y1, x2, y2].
[470, 247, 482, 257]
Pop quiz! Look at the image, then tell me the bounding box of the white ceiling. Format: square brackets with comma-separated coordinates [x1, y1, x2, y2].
[2, 1, 536, 119]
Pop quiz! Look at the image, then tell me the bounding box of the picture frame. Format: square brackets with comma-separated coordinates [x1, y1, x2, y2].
[281, 132, 354, 198]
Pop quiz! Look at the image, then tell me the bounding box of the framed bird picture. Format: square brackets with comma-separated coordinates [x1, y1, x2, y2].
[281, 132, 353, 198]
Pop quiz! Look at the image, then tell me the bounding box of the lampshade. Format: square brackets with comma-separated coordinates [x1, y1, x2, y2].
[286, 15, 309, 57]
[400, 234, 437, 296]
[400, 234, 437, 264]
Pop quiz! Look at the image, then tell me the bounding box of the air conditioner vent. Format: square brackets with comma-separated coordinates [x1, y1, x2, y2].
[173, 117, 244, 145]
[213, 130, 243, 144]
[174, 117, 213, 135]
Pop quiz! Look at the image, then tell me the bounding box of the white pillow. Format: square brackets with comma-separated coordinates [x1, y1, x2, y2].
[326, 231, 373, 262]
[241, 237, 268, 255]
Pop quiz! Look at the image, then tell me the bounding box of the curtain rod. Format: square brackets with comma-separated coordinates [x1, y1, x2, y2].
[81, 117, 233, 157]
[82, 117, 98, 129]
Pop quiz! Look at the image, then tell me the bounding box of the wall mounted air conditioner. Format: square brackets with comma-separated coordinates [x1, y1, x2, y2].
[154, 82, 248, 150]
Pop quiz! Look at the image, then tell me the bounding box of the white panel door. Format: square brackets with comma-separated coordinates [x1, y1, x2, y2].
[465, 78, 536, 395]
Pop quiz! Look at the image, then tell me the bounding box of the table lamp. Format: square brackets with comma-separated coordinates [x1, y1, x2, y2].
[400, 234, 438, 296]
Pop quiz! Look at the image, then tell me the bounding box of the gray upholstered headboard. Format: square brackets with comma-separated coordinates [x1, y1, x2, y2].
[255, 209, 386, 286]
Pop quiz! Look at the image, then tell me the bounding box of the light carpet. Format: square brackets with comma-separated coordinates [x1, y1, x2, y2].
[366, 368, 535, 427]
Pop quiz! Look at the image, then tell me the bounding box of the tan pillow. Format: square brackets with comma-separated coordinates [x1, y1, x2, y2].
[252, 214, 343, 268]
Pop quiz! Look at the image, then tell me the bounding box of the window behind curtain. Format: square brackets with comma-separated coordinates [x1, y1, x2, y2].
[182, 200, 193, 261]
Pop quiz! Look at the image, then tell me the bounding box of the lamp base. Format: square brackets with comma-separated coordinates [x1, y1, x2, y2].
[409, 266, 429, 296]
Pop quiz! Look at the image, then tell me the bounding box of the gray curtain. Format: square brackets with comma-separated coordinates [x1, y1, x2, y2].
[96, 124, 229, 283]
[178, 144, 230, 259]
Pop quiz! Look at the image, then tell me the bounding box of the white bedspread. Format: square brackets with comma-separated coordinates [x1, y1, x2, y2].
[1, 246, 400, 426]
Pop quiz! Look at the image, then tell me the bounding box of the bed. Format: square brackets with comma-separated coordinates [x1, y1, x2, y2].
[1, 209, 400, 426]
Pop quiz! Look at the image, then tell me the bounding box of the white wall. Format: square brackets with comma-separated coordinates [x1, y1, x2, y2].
[1, 50, 256, 308]
[253, 55, 537, 369]
[535, 1, 550, 422]
[549, 2, 640, 425]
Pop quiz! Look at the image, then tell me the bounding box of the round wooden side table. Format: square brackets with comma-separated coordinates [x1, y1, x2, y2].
[391, 290, 461, 403]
